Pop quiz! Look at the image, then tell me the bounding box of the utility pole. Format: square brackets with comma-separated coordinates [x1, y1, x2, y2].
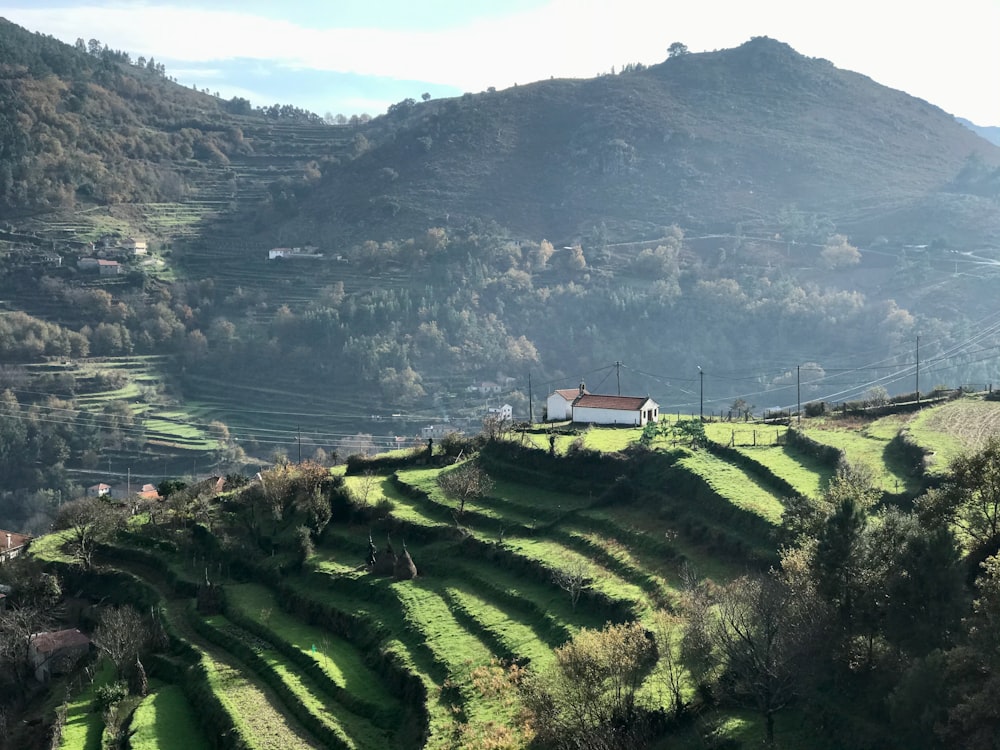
[915, 335, 920, 408]
[615, 361, 622, 395]
[698, 366, 704, 421]
[528, 372, 533, 424]
[797, 364, 801, 425]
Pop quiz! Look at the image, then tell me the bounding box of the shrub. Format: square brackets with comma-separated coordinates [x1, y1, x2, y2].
[94, 680, 129, 712]
[804, 401, 827, 417]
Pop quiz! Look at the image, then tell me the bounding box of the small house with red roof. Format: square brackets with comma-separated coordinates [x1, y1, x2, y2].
[547, 383, 659, 426]
[0, 530, 30, 563]
[29, 629, 91, 682]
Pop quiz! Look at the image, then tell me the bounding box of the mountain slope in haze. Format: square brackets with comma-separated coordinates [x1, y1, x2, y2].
[304, 37, 1000, 247]
[958, 117, 1000, 147]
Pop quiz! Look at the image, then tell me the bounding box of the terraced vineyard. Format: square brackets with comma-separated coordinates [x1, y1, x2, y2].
[33, 396, 994, 748]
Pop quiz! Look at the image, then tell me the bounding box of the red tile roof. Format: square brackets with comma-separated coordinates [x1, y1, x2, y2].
[574, 394, 654, 411]
[31, 629, 90, 654]
[1, 530, 30, 552]
[553, 388, 587, 400]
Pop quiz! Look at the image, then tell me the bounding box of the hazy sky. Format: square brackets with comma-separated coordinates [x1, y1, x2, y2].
[2, 0, 998, 125]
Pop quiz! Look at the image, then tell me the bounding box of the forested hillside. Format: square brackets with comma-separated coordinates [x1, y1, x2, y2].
[2, 19, 1000, 537]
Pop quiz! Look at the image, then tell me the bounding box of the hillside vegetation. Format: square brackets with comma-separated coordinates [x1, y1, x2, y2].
[11, 394, 1000, 750]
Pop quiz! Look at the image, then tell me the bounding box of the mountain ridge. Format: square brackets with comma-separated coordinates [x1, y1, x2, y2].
[294, 36, 1000, 248]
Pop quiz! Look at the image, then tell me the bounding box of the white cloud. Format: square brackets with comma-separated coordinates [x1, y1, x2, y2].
[2, 0, 998, 123]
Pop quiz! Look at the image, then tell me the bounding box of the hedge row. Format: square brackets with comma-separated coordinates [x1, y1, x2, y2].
[224, 557, 430, 748]
[185, 605, 355, 750]
[785, 428, 845, 467]
[480, 441, 632, 492]
[221, 593, 397, 728]
[41, 558, 246, 750]
[703, 440, 800, 500]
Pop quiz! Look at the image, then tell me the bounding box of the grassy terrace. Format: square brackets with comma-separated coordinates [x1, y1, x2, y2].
[224, 583, 402, 717]
[129, 682, 211, 750]
[57, 660, 114, 750]
[285, 573, 461, 749]
[729, 444, 832, 499]
[198, 613, 391, 750]
[675, 449, 786, 525]
[799, 416, 919, 492]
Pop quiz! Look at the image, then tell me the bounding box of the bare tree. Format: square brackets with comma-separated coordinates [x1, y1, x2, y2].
[354, 470, 378, 507]
[651, 610, 688, 718]
[93, 605, 151, 681]
[54, 497, 122, 569]
[0, 604, 50, 696]
[709, 572, 822, 746]
[436, 459, 494, 516]
[552, 557, 592, 610]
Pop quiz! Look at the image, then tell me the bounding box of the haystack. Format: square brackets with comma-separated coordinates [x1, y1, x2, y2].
[372, 538, 397, 576]
[394, 541, 418, 580]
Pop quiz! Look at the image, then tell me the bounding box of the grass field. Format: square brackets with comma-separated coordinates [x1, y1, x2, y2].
[676, 450, 786, 525]
[906, 396, 1000, 473]
[57, 660, 114, 750]
[798, 417, 920, 493]
[129, 682, 211, 750]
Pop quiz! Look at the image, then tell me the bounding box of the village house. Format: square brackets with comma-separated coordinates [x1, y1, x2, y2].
[421, 423, 460, 440]
[0, 529, 31, 563]
[97, 259, 122, 276]
[77, 257, 100, 270]
[123, 237, 147, 255]
[268, 247, 323, 260]
[546, 384, 659, 426]
[86, 483, 111, 498]
[487, 403, 513, 421]
[29, 629, 91, 683]
[137, 483, 160, 500]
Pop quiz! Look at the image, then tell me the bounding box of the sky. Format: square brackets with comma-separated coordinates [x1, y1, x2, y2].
[1, 0, 998, 125]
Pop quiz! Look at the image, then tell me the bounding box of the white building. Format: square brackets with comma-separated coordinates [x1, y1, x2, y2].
[123, 238, 147, 255]
[546, 387, 588, 421]
[546, 384, 659, 426]
[572, 394, 659, 427]
[487, 404, 513, 421]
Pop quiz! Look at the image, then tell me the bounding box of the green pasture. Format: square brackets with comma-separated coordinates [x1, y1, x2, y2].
[906, 396, 1000, 473]
[30, 530, 75, 564]
[730, 444, 832, 499]
[798, 419, 918, 492]
[201, 613, 390, 750]
[129, 681, 211, 750]
[676, 450, 786, 525]
[160, 600, 317, 750]
[225, 583, 401, 714]
[57, 660, 114, 750]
